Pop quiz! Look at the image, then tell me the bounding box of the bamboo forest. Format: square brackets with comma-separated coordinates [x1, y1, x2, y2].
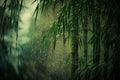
[0, 0, 120, 80]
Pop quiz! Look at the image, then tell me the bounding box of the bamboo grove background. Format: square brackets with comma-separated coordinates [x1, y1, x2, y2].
[0, 0, 120, 80]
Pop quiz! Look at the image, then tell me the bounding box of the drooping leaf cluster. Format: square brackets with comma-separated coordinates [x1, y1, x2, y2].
[0, 0, 23, 79]
[34, 0, 120, 80]
[0, 0, 23, 57]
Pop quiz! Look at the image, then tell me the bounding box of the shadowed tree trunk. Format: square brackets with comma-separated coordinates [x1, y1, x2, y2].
[93, 4, 100, 65]
[104, 44, 109, 80]
[83, 15, 88, 65]
[82, 10, 89, 80]
[113, 15, 120, 80]
[113, 43, 120, 80]
[71, 28, 79, 80]
[92, 1, 101, 80]
[71, 0, 79, 80]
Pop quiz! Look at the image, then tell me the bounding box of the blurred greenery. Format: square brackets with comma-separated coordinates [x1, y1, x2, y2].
[0, 0, 120, 80]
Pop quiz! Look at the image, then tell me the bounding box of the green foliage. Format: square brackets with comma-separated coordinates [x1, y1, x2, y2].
[33, 0, 120, 80]
[0, 0, 23, 54]
[0, 0, 23, 79]
[1, 0, 119, 80]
